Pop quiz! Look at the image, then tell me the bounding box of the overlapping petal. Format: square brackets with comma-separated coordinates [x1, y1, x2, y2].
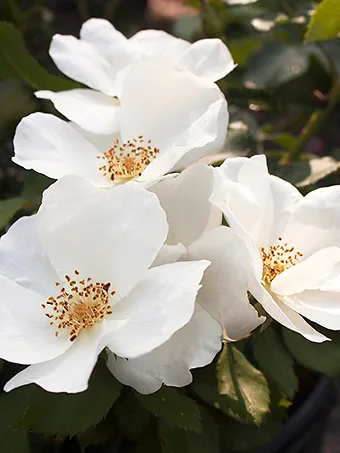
[107, 304, 221, 394]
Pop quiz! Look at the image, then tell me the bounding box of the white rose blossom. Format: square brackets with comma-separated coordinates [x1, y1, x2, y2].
[35, 18, 235, 135]
[13, 62, 228, 187]
[107, 164, 265, 394]
[211, 154, 340, 343]
[0, 176, 210, 393]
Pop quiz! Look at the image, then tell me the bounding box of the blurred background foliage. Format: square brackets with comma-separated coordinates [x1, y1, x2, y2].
[0, 0, 340, 232]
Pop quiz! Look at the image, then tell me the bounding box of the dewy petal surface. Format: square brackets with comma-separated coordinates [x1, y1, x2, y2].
[106, 260, 210, 359]
[35, 89, 120, 135]
[0, 276, 70, 365]
[0, 215, 58, 297]
[107, 304, 221, 394]
[151, 164, 221, 247]
[187, 226, 265, 340]
[179, 38, 236, 82]
[13, 113, 108, 186]
[49, 34, 116, 95]
[119, 62, 228, 180]
[38, 176, 168, 297]
[4, 323, 106, 393]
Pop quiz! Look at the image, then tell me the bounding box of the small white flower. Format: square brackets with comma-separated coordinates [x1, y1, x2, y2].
[0, 176, 209, 393]
[211, 154, 340, 342]
[35, 19, 235, 135]
[107, 164, 264, 394]
[13, 62, 228, 187]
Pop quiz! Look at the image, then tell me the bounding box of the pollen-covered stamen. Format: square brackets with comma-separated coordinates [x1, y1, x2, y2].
[97, 136, 160, 183]
[41, 270, 116, 342]
[261, 237, 303, 286]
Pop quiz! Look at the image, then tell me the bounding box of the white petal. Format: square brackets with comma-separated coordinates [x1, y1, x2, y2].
[271, 247, 340, 296]
[248, 274, 328, 342]
[80, 18, 135, 72]
[187, 226, 265, 340]
[119, 62, 228, 180]
[35, 89, 120, 135]
[129, 29, 190, 58]
[4, 324, 106, 393]
[107, 304, 221, 394]
[179, 39, 236, 81]
[151, 164, 221, 247]
[268, 175, 302, 244]
[39, 176, 168, 297]
[0, 215, 58, 297]
[13, 113, 108, 186]
[281, 292, 340, 330]
[152, 243, 187, 267]
[211, 155, 273, 248]
[49, 34, 116, 95]
[106, 260, 210, 358]
[283, 186, 340, 258]
[0, 276, 70, 365]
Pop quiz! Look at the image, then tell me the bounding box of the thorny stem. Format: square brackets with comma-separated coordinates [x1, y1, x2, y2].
[283, 44, 340, 164]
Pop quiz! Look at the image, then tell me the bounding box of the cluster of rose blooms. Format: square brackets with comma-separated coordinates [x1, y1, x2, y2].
[1, 19, 339, 395]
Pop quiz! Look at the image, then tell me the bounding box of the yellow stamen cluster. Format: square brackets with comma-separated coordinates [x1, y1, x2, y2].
[42, 270, 115, 342]
[98, 136, 160, 183]
[261, 237, 303, 286]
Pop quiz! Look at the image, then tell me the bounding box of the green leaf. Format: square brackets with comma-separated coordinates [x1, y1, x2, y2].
[0, 197, 25, 230]
[23, 171, 53, 205]
[135, 386, 202, 433]
[244, 43, 309, 90]
[252, 328, 298, 399]
[158, 410, 219, 453]
[283, 328, 340, 378]
[306, 0, 340, 42]
[26, 361, 122, 437]
[0, 428, 29, 453]
[0, 22, 79, 91]
[217, 344, 270, 425]
[114, 390, 152, 440]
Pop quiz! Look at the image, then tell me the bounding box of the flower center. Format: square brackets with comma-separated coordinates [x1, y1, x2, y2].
[261, 237, 303, 286]
[98, 136, 160, 183]
[42, 270, 115, 342]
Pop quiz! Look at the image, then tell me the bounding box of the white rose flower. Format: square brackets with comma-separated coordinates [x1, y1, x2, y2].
[107, 164, 265, 394]
[0, 176, 209, 393]
[211, 154, 340, 342]
[13, 62, 228, 187]
[35, 18, 235, 135]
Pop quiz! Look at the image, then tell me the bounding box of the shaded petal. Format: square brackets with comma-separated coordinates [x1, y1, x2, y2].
[106, 260, 210, 358]
[0, 215, 58, 297]
[119, 62, 228, 180]
[13, 113, 108, 186]
[283, 186, 340, 258]
[129, 29, 190, 58]
[4, 324, 106, 393]
[248, 274, 328, 342]
[187, 226, 265, 340]
[152, 243, 187, 267]
[271, 247, 340, 296]
[39, 176, 168, 297]
[0, 276, 70, 365]
[179, 39, 236, 81]
[35, 89, 120, 135]
[49, 34, 116, 95]
[281, 292, 340, 330]
[107, 304, 221, 394]
[151, 164, 221, 247]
